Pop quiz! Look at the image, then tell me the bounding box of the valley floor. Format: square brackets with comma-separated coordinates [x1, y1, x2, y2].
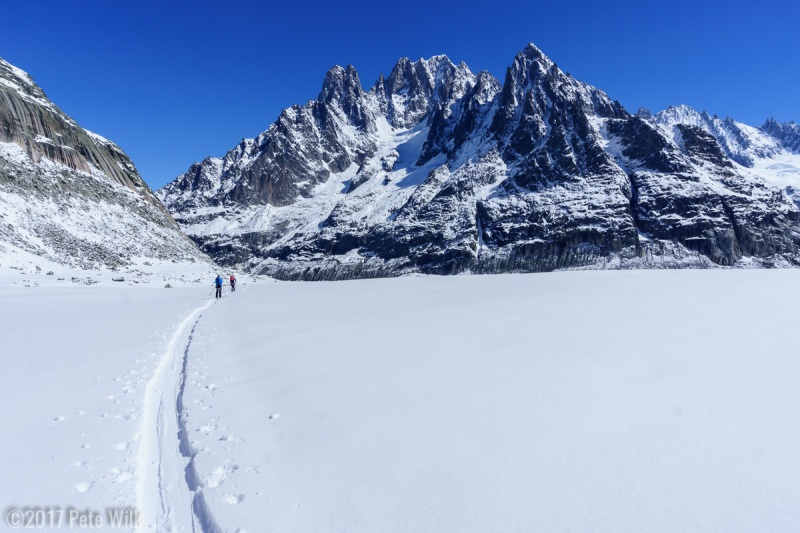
[2, 270, 799, 532]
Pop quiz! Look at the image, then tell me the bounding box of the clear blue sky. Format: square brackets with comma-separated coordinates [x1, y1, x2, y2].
[2, 0, 798, 189]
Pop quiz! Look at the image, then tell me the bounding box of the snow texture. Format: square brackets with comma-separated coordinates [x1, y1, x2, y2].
[3, 271, 799, 532]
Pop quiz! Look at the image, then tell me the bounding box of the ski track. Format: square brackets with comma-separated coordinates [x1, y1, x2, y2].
[136, 299, 221, 533]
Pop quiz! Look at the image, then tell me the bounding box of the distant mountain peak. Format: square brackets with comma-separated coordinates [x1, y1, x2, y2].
[761, 118, 800, 153]
[654, 104, 782, 166]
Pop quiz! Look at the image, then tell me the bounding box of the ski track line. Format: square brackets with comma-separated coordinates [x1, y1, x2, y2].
[135, 299, 222, 533]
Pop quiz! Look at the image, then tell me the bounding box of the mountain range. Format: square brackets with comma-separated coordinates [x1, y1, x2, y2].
[3, 45, 799, 281]
[157, 44, 800, 280]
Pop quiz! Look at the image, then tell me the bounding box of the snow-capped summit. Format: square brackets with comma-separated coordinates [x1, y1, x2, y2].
[0, 57, 209, 272]
[159, 44, 800, 279]
[653, 105, 782, 166]
[762, 118, 800, 153]
[380, 55, 475, 129]
[318, 64, 373, 130]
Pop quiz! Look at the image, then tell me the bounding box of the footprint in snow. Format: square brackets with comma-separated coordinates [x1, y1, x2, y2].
[225, 493, 245, 505]
[108, 467, 133, 484]
[114, 442, 128, 450]
[74, 482, 91, 493]
[205, 461, 239, 488]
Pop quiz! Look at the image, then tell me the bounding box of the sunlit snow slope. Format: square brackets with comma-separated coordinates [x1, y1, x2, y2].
[175, 271, 798, 532]
[3, 271, 799, 531]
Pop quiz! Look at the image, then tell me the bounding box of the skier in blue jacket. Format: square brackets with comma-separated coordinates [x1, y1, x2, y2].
[214, 275, 224, 299]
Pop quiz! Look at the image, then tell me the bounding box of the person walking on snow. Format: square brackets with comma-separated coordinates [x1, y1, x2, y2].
[229, 274, 236, 292]
[214, 274, 224, 299]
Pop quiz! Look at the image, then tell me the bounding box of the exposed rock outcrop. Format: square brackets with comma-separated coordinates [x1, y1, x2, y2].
[0, 57, 209, 269]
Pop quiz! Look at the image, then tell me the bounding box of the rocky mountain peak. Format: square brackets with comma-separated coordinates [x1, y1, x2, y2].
[0, 57, 207, 269]
[512, 42, 554, 75]
[372, 73, 386, 93]
[0, 57, 54, 109]
[380, 55, 475, 128]
[498, 43, 588, 107]
[318, 64, 370, 129]
[385, 57, 435, 95]
[319, 64, 363, 103]
[761, 118, 800, 153]
[491, 44, 626, 165]
[0, 56, 159, 199]
[655, 104, 783, 166]
[654, 104, 708, 128]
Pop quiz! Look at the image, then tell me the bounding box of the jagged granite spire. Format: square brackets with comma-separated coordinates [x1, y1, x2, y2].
[761, 118, 800, 153]
[380, 55, 474, 129]
[318, 64, 373, 131]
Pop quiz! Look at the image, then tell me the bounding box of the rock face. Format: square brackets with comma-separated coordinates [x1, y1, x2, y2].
[761, 118, 800, 153]
[653, 105, 782, 167]
[159, 44, 800, 280]
[0, 57, 208, 269]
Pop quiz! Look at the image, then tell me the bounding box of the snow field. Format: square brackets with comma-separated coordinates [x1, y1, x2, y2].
[2, 270, 799, 532]
[180, 270, 800, 532]
[0, 286, 214, 531]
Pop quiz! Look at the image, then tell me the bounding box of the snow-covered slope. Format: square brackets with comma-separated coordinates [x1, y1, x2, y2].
[0, 285, 216, 529]
[651, 106, 800, 210]
[762, 118, 800, 153]
[6, 271, 798, 532]
[159, 45, 800, 279]
[0, 57, 212, 273]
[653, 105, 782, 166]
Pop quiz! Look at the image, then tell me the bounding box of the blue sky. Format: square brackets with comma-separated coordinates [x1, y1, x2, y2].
[2, 0, 798, 189]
